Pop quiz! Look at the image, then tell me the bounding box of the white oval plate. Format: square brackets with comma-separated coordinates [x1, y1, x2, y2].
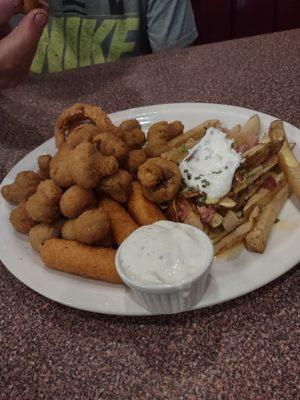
[1, 103, 299, 315]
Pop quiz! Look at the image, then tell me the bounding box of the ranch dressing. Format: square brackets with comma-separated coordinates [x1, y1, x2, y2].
[117, 221, 213, 286]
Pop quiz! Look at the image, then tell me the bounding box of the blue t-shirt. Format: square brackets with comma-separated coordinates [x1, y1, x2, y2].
[12, 0, 198, 73]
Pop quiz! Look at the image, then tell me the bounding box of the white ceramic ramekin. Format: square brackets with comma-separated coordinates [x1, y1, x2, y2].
[116, 225, 214, 314]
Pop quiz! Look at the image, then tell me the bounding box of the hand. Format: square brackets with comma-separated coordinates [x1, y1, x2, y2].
[0, 0, 48, 89]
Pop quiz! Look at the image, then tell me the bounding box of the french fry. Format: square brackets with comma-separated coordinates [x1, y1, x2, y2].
[40, 239, 121, 283]
[214, 207, 259, 255]
[245, 184, 290, 253]
[167, 120, 220, 148]
[268, 120, 285, 142]
[127, 182, 166, 226]
[222, 210, 244, 233]
[210, 229, 228, 244]
[234, 115, 260, 147]
[227, 124, 241, 141]
[161, 138, 197, 164]
[99, 198, 139, 245]
[242, 143, 272, 168]
[269, 120, 300, 201]
[276, 141, 300, 201]
[233, 155, 278, 194]
[260, 133, 271, 144]
[243, 172, 286, 217]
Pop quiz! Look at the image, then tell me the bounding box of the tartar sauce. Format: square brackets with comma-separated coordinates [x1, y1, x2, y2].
[179, 128, 241, 200]
[117, 221, 213, 286]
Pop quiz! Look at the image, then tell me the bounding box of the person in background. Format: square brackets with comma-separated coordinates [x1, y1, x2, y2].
[0, 0, 197, 88]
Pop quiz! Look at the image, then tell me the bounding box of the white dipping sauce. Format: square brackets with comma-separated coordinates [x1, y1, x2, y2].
[179, 128, 241, 200]
[117, 221, 213, 286]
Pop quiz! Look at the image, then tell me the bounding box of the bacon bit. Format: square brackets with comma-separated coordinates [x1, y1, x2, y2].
[262, 175, 277, 190]
[236, 135, 259, 153]
[220, 127, 229, 134]
[197, 206, 215, 223]
[178, 203, 188, 220]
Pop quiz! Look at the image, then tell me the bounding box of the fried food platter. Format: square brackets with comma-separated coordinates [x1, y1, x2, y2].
[0, 103, 299, 315]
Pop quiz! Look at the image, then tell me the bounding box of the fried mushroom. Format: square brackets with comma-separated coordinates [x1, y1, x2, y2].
[29, 223, 61, 252]
[66, 124, 100, 149]
[145, 121, 184, 157]
[125, 149, 148, 177]
[59, 185, 97, 218]
[98, 169, 132, 203]
[69, 142, 118, 189]
[50, 147, 74, 188]
[61, 209, 111, 246]
[1, 171, 41, 204]
[26, 180, 63, 223]
[118, 119, 146, 150]
[10, 201, 36, 234]
[93, 132, 129, 164]
[38, 154, 52, 180]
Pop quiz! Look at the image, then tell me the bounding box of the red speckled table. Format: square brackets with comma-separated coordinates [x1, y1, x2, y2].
[0, 29, 299, 400]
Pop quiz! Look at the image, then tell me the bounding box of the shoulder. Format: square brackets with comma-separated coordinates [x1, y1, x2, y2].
[144, 0, 198, 52]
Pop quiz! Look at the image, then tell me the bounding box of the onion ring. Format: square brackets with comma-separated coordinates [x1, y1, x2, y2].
[138, 158, 181, 204]
[55, 103, 118, 149]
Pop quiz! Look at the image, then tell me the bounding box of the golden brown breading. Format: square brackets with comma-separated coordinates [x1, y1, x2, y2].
[61, 209, 111, 245]
[38, 154, 52, 180]
[26, 180, 63, 223]
[29, 223, 61, 252]
[98, 170, 132, 203]
[66, 124, 100, 149]
[50, 147, 74, 188]
[1, 171, 41, 204]
[137, 158, 181, 204]
[93, 132, 129, 164]
[118, 119, 146, 150]
[125, 149, 148, 177]
[70, 143, 118, 189]
[59, 185, 96, 218]
[55, 103, 118, 149]
[145, 121, 184, 157]
[127, 181, 166, 225]
[40, 238, 121, 283]
[10, 201, 36, 234]
[99, 197, 139, 245]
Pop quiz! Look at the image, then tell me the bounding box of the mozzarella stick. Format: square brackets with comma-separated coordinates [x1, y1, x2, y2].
[99, 197, 139, 245]
[127, 182, 166, 226]
[40, 239, 121, 283]
[245, 184, 290, 253]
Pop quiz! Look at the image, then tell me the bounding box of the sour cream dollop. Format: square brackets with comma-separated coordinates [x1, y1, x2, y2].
[179, 128, 241, 200]
[116, 221, 213, 286]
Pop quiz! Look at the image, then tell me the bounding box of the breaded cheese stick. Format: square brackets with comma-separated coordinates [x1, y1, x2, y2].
[40, 238, 121, 283]
[127, 181, 166, 226]
[99, 197, 139, 245]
